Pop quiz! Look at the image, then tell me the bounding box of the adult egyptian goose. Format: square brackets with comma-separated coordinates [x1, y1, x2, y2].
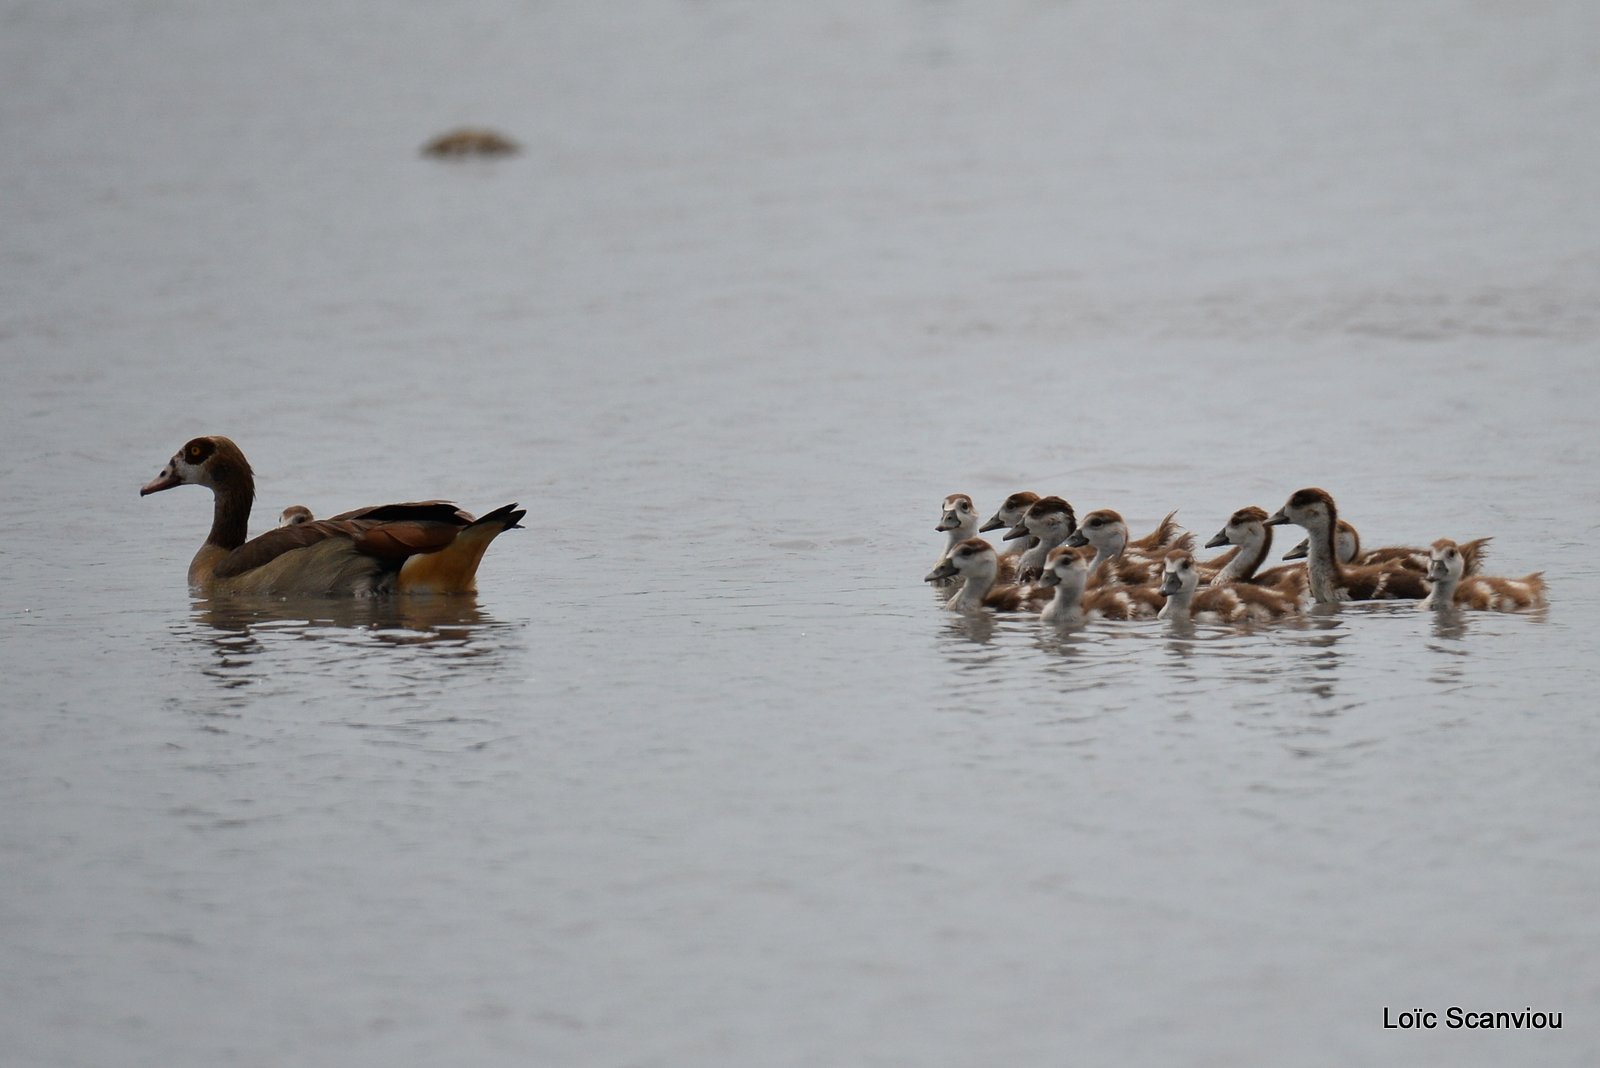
[279, 504, 314, 527]
[1283, 520, 1492, 576]
[1265, 488, 1428, 603]
[925, 538, 1051, 613]
[1420, 539, 1546, 612]
[1039, 545, 1163, 623]
[1158, 550, 1303, 623]
[1008, 496, 1077, 584]
[1202, 506, 1308, 592]
[141, 436, 524, 596]
[1064, 508, 1193, 586]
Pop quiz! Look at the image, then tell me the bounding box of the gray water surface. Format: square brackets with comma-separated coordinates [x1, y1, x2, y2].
[4, 2, 1599, 1066]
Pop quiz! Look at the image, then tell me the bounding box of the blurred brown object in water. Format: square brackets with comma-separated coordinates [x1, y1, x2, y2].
[421, 128, 520, 157]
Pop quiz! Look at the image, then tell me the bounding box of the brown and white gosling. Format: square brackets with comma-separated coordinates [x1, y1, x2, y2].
[934, 493, 1021, 586]
[931, 493, 979, 588]
[1008, 495, 1077, 584]
[1158, 549, 1303, 623]
[1202, 506, 1308, 592]
[1065, 508, 1193, 587]
[1039, 545, 1163, 624]
[979, 491, 1040, 552]
[925, 538, 1052, 613]
[1266, 489, 1427, 604]
[279, 504, 314, 527]
[1420, 539, 1546, 612]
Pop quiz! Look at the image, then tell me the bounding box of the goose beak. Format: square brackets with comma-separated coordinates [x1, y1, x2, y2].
[1204, 529, 1229, 548]
[1001, 524, 1030, 541]
[1039, 571, 1060, 587]
[925, 562, 958, 583]
[1159, 573, 1182, 596]
[978, 516, 1005, 532]
[1064, 531, 1088, 548]
[1282, 540, 1308, 561]
[1264, 507, 1289, 526]
[140, 470, 181, 495]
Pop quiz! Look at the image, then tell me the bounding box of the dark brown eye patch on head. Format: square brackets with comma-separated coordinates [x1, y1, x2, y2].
[183, 437, 215, 463]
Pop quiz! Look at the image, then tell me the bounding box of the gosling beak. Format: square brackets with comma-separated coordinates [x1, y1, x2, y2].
[1204, 529, 1229, 549]
[978, 516, 1005, 532]
[1159, 573, 1182, 596]
[925, 561, 958, 583]
[1065, 531, 1088, 548]
[1264, 507, 1289, 526]
[1001, 524, 1030, 542]
[1039, 571, 1060, 587]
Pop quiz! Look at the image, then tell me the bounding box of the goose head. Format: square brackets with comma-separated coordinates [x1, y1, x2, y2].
[1065, 508, 1126, 554]
[1039, 544, 1092, 591]
[140, 436, 254, 498]
[1010, 495, 1074, 544]
[936, 493, 978, 537]
[1427, 539, 1465, 584]
[1266, 487, 1336, 534]
[1282, 519, 1357, 561]
[1206, 506, 1269, 549]
[980, 491, 1039, 533]
[279, 504, 314, 527]
[924, 537, 999, 585]
[1159, 549, 1200, 598]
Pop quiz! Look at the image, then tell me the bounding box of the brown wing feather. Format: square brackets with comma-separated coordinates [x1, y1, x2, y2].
[213, 520, 368, 579]
[214, 515, 466, 579]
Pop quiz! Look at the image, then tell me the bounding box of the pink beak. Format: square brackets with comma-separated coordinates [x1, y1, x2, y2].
[140, 470, 181, 495]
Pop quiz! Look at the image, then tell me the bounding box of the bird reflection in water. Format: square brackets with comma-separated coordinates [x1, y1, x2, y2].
[184, 594, 512, 685]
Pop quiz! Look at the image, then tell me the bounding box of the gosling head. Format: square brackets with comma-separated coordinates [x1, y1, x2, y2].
[1266, 487, 1336, 532]
[980, 491, 1039, 533]
[1159, 549, 1199, 598]
[936, 493, 977, 535]
[924, 537, 999, 584]
[1011, 495, 1075, 544]
[1206, 505, 1268, 549]
[1066, 508, 1126, 551]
